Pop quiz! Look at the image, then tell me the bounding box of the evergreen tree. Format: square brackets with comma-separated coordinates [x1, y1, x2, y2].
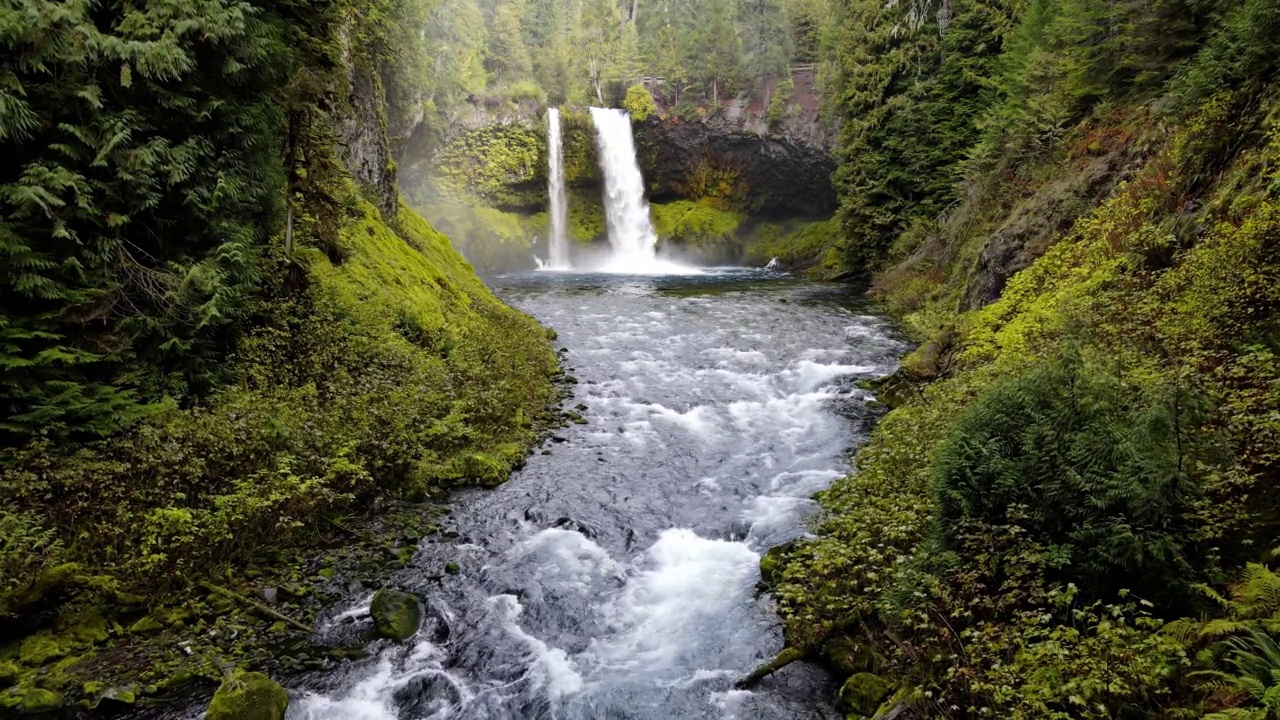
[489, 0, 535, 84]
[1, 0, 294, 440]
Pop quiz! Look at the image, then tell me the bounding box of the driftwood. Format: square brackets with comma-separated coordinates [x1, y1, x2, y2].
[199, 582, 314, 634]
[734, 646, 804, 689]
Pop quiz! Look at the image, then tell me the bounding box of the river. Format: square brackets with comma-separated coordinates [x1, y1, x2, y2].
[290, 268, 903, 720]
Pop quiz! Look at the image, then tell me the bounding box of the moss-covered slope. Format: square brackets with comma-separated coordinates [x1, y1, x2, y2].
[0, 194, 557, 711]
[772, 74, 1280, 720]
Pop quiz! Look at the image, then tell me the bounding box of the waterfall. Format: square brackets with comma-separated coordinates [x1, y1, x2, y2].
[589, 107, 661, 270]
[546, 108, 571, 269]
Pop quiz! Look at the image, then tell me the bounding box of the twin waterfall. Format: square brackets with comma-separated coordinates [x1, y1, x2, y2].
[542, 107, 670, 272]
[546, 109, 570, 269]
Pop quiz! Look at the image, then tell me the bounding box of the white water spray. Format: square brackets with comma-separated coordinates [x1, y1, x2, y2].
[589, 107, 671, 272]
[546, 108, 571, 269]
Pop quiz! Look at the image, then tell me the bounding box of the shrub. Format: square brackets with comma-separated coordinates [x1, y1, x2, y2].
[933, 343, 1212, 601]
[622, 84, 659, 121]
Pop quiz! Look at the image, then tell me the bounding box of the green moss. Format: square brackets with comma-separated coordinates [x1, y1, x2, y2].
[427, 124, 545, 207]
[0, 686, 61, 713]
[838, 673, 890, 716]
[370, 588, 422, 641]
[745, 218, 844, 278]
[18, 635, 65, 666]
[650, 200, 744, 245]
[206, 669, 287, 720]
[128, 616, 164, 635]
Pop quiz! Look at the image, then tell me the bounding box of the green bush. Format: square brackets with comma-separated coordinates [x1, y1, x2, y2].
[622, 84, 659, 121]
[933, 344, 1211, 600]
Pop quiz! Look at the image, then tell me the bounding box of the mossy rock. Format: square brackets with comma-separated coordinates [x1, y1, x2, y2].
[838, 672, 890, 717]
[759, 540, 801, 588]
[206, 669, 288, 720]
[18, 634, 65, 665]
[0, 686, 62, 713]
[370, 588, 422, 641]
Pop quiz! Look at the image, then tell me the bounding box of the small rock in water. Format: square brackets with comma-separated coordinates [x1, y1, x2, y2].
[444, 562, 461, 575]
[370, 589, 422, 641]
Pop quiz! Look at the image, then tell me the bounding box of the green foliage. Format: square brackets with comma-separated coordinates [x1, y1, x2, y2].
[776, 6, 1280, 716]
[622, 84, 659, 121]
[933, 345, 1211, 599]
[766, 72, 795, 129]
[825, 0, 1013, 270]
[649, 200, 743, 245]
[0, 0, 294, 440]
[1, 198, 555, 604]
[744, 218, 843, 277]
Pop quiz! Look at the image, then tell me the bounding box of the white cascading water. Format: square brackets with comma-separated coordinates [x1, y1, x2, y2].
[589, 107, 667, 272]
[546, 108, 571, 269]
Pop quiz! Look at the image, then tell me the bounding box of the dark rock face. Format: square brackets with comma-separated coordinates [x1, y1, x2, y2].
[336, 31, 398, 217]
[962, 151, 1136, 310]
[635, 119, 836, 217]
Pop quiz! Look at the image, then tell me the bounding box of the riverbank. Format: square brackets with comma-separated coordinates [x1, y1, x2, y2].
[0, 195, 561, 714]
[763, 3, 1280, 715]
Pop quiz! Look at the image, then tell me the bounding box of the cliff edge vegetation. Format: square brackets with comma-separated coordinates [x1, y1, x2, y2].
[763, 0, 1280, 717]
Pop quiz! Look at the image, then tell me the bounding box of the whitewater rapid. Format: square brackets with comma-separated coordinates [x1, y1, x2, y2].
[289, 270, 903, 719]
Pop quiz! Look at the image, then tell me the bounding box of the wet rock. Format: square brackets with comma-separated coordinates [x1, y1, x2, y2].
[370, 589, 422, 641]
[838, 672, 891, 717]
[206, 669, 288, 720]
[635, 118, 836, 216]
[99, 686, 137, 707]
[553, 517, 598, 538]
[444, 562, 461, 575]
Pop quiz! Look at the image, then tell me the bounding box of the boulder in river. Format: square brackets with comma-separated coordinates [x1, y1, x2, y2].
[370, 588, 422, 641]
[206, 669, 287, 720]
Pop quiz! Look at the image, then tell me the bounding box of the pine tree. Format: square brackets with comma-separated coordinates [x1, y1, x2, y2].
[1, 0, 294, 440]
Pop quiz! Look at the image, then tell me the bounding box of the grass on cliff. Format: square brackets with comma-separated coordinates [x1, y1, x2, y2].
[0, 193, 557, 710]
[650, 200, 744, 245]
[745, 218, 845, 277]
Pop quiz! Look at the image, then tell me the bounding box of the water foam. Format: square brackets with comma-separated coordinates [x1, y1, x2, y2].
[590, 529, 759, 669]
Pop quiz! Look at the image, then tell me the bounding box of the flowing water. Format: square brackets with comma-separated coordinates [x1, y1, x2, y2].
[588, 108, 676, 274]
[290, 269, 904, 720]
[546, 109, 570, 270]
